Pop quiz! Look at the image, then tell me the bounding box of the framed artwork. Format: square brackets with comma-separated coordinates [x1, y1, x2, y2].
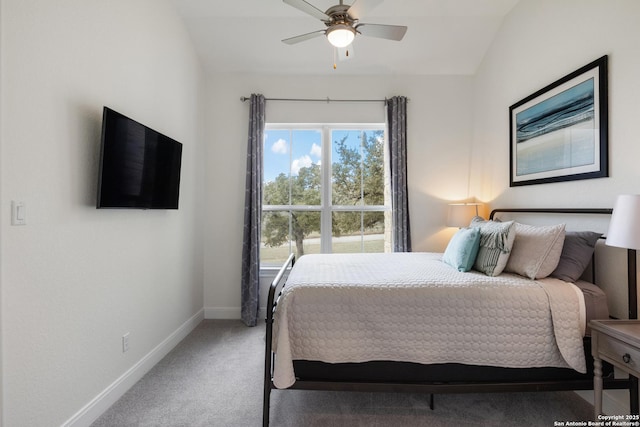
[509, 55, 608, 187]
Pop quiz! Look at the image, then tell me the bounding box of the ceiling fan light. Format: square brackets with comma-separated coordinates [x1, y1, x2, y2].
[326, 24, 355, 48]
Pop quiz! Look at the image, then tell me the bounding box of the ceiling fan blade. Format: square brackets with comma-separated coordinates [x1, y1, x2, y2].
[355, 23, 407, 41]
[283, 0, 330, 21]
[282, 29, 325, 45]
[347, 0, 384, 20]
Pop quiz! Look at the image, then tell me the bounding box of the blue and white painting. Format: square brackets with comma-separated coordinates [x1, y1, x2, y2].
[515, 78, 596, 177]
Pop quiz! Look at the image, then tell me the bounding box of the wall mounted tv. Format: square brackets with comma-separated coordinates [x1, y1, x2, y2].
[97, 107, 183, 209]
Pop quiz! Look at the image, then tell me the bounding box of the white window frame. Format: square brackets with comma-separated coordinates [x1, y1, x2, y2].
[262, 123, 391, 262]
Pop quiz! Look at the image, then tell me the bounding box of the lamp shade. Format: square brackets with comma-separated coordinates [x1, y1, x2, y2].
[606, 194, 640, 250]
[447, 203, 480, 228]
[326, 24, 355, 48]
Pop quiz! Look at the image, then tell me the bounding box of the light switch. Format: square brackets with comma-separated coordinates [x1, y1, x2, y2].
[11, 201, 26, 226]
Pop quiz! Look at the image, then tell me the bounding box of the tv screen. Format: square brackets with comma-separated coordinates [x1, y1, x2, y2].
[97, 107, 183, 209]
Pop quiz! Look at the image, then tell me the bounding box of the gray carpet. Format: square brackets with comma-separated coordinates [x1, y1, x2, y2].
[92, 320, 595, 426]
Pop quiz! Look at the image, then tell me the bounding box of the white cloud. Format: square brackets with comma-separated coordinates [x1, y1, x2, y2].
[310, 143, 322, 158]
[271, 138, 288, 154]
[291, 155, 313, 175]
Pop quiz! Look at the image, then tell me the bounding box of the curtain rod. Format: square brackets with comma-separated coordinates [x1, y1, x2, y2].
[239, 96, 392, 104]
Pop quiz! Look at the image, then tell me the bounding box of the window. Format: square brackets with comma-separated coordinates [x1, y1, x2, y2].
[261, 124, 391, 266]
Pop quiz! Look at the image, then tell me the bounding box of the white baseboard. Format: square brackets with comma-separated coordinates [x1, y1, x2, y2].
[204, 307, 267, 320]
[61, 309, 204, 427]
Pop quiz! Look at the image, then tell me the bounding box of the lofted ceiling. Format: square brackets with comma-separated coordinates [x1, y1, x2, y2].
[169, 0, 520, 75]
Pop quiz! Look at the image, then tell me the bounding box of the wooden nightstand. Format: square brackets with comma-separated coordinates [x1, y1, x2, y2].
[590, 319, 640, 417]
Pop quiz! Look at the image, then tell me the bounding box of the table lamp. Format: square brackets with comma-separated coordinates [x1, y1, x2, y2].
[606, 194, 640, 319]
[446, 203, 481, 228]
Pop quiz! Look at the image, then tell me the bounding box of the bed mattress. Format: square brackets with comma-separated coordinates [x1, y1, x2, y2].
[272, 252, 588, 389]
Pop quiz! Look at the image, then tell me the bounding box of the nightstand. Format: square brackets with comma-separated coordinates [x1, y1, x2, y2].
[590, 319, 640, 417]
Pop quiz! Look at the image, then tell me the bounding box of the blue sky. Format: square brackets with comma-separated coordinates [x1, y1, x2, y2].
[263, 128, 385, 183]
[263, 129, 322, 182]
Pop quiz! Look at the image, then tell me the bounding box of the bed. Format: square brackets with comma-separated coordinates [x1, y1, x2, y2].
[262, 208, 638, 426]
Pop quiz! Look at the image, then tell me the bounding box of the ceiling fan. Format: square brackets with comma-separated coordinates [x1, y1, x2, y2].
[282, 0, 408, 50]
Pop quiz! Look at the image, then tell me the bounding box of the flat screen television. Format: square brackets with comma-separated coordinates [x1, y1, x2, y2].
[97, 107, 183, 209]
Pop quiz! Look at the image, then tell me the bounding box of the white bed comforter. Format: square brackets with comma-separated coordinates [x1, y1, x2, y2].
[272, 253, 586, 389]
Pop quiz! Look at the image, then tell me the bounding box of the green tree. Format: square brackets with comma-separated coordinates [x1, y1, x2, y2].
[262, 130, 385, 257]
[332, 130, 385, 236]
[263, 164, 321, 257]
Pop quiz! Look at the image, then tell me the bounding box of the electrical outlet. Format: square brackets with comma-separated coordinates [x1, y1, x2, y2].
[122, 333, 130, 353]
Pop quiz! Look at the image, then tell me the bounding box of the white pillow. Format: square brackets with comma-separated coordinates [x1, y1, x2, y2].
[470, 217, 516, 277]
[505, 222, 566, 279]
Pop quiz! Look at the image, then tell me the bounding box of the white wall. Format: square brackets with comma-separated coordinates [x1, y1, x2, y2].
[470, 0, 640, 414]
[204, 73, 475, 317]
[0, 0, 205, 425]
[470, 0, 640, 208]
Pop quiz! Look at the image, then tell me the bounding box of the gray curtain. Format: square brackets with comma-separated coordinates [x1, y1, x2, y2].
[241, 94, 265, 327]
[386, 96, 412, 252]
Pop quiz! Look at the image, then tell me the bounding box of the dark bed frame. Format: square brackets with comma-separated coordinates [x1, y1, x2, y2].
[262, 208, 638, 426]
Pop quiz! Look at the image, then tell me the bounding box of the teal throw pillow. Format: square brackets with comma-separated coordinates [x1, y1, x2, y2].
[442, 227, 481, 272]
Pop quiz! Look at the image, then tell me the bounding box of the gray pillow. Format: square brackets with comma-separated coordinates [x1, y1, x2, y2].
[550, 231, 602, 283]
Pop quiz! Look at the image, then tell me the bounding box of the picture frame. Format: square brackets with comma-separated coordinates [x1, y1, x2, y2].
[509, 55, 608, 187]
